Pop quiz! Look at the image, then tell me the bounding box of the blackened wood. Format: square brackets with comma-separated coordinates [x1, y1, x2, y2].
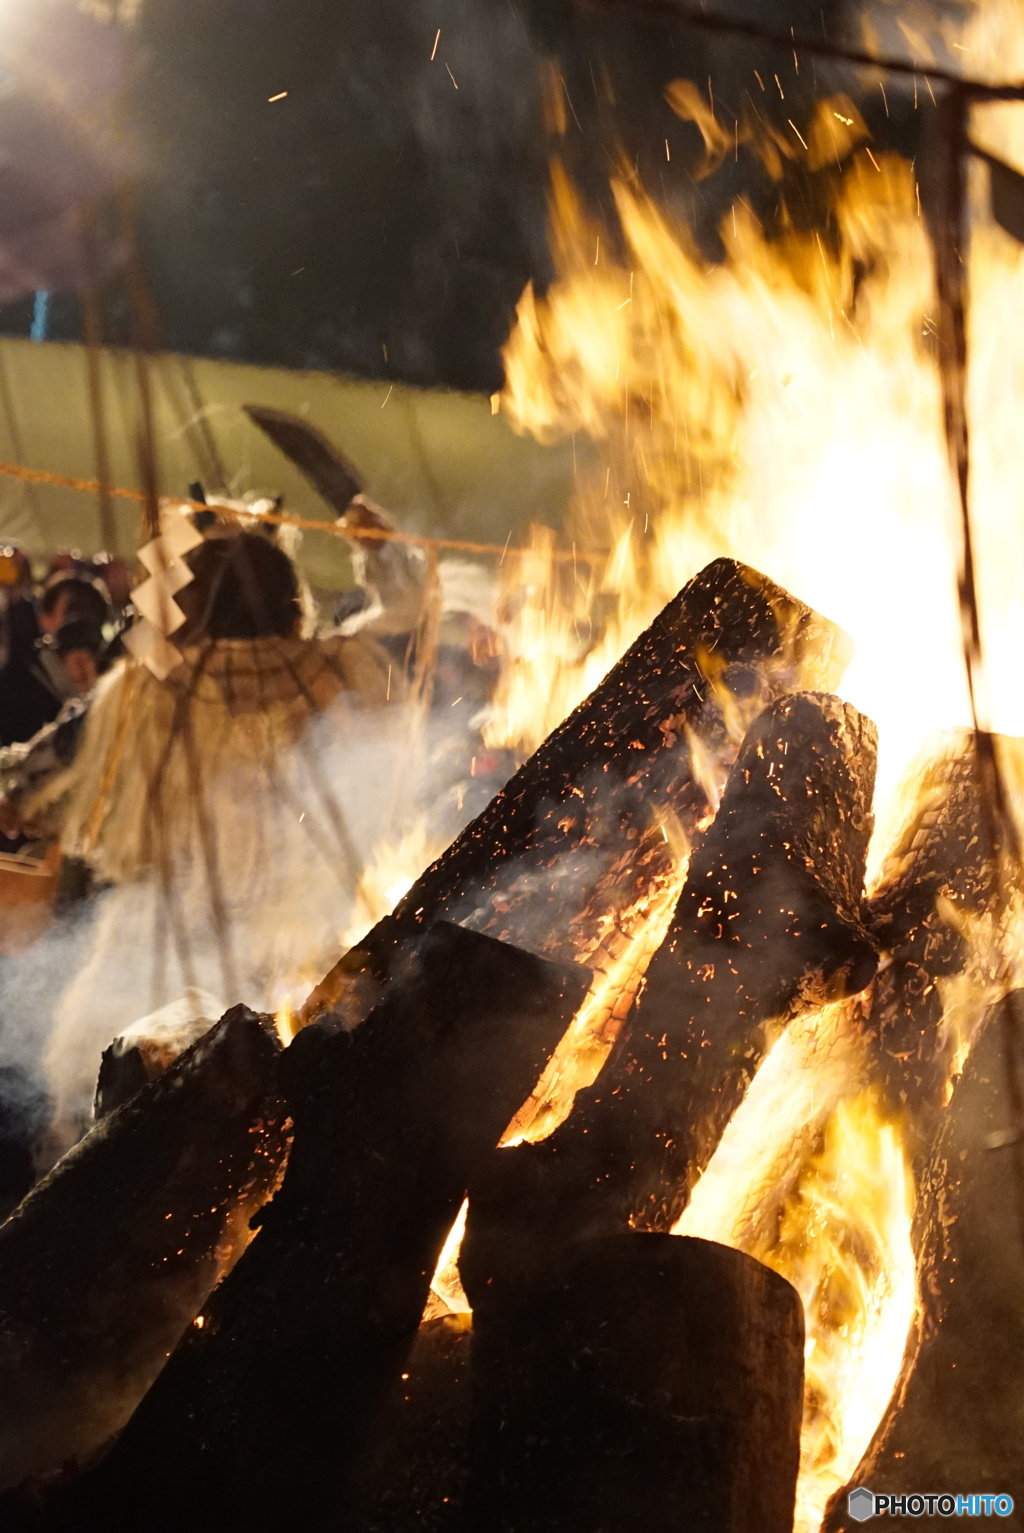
[462, 692, 877, 1301]
[465, 1233, 804, 1533]
[304, 558, 851, 1022]
[67, 922, 588, 1533]
[869, 734, 1008, 941]
[0, 1006, 283, 1495]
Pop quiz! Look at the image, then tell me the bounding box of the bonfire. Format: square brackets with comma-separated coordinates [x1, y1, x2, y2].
[3, 1, 1024, 1530]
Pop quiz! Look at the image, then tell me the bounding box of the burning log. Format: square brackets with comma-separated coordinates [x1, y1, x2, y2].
[304, 558, 851, 1021]
[61, 922, 588, 1533]
[0, 1005, 283, 1498]
[623, 690, 878, 1221]
[461, 691, 877, 1298]
[464, 1233, 804, 1533]
[822, 998, 1024, 1531]
[683, 733, 1024, 1533]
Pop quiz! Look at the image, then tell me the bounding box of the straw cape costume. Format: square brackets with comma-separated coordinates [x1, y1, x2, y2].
[20, 629, 402, 1137]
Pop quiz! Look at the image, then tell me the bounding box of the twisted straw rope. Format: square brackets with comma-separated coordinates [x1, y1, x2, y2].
[0, 457, 593, 563]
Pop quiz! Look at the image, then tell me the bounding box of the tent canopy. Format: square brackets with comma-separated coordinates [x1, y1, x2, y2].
[0, 338, 579, 589]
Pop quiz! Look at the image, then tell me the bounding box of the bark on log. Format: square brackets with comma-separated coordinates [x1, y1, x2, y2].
[304, 558, 851, 1021]
[63, 922, 589, 1533]
[462, 692, 877, 1299]
[465, 1233, 804, 1533]
[0, 1006, 283, 1496]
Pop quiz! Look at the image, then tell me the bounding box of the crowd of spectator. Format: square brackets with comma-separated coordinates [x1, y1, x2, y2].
[0, 547, 131, 753]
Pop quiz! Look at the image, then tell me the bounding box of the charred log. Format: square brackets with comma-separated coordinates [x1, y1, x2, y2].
[63, 923, 588, 1533]
[304, 558, 851, 1021]
[0, 1005, 283, 1497]
[462, 692, 877, 1299]
[465, 1234, 804, 1533]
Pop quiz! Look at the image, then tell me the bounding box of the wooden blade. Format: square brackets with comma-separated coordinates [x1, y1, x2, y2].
[244, 404, 363, 516]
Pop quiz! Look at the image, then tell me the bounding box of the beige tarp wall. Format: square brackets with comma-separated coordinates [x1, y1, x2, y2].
[0, 338, 578, 588]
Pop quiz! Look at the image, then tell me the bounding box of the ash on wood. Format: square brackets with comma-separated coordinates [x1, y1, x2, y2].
[305, 558, 851, 1022]
[0, 1005, 283, 1496]
[462, 692, 877, 1299]
[67, 922, 588, 1533]
[94, 995, 223, 1118]
[465, 1233, 804, 1533]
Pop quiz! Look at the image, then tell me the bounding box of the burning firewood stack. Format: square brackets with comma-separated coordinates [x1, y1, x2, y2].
[0, 556, 1021, 1532]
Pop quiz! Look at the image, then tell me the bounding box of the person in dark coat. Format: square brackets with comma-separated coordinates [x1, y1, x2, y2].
[0, 576, 112, 748]
[0, 596, 55, 748]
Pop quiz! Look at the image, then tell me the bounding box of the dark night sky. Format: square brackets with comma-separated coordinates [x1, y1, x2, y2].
[2, 0, 936, 393]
